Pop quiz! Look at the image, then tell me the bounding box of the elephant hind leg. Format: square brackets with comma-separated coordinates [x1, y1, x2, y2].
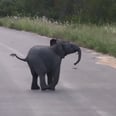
[30, 67, 40, 90]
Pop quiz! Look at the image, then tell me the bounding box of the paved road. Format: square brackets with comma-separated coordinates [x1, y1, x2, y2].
[0, 27, 116, 116]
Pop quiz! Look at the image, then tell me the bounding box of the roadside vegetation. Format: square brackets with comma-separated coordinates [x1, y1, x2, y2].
[0, 17, 116, 57]
[0, 0, 116, 57]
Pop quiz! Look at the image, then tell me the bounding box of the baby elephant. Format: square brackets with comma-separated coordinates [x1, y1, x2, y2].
[10, 39, 81, 91]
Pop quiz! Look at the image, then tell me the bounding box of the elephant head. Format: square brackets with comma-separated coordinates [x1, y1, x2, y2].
[50, 39, 81, 65]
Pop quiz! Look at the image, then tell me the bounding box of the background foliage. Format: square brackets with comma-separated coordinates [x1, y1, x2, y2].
[0, 0, 116, 24]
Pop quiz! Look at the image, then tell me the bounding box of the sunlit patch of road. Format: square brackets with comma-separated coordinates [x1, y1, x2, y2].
[96, 55, 116, 69]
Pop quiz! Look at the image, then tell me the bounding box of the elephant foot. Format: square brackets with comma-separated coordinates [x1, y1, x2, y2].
[41, 88, 47, 91]
[31, 85, 40, 90]
[48, 87, 55, 91]
[41, 86, 49, 91]
[41, 87, 49, 91]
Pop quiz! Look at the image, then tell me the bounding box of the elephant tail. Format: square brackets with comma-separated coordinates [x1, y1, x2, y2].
[10, 53, 27, 62]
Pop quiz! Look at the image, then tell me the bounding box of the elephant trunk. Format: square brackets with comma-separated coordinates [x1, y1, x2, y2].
[74, 47, 81, 65]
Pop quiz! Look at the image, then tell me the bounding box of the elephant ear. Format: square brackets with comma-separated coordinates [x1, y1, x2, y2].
[53, 42, 66, 58]
[50, 39, 57, 46]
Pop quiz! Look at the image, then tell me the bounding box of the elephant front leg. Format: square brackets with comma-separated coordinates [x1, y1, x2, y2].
[47, 72, 53, 85]
[48, 68, 60, 91]
[47, 72, 56, 91]
[40, 74, 49, 91]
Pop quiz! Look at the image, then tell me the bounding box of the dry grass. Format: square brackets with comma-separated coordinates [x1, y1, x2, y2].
[0, 17, 116, 57]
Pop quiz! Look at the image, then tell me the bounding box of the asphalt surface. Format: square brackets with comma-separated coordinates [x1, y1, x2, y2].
[0, 27, 116, 116]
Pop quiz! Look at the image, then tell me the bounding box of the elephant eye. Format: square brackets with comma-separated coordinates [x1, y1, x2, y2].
[70, 44, 74, 48]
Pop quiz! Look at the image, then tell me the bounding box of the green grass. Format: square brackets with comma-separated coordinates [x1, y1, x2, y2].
[0, 17, 116, 57]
